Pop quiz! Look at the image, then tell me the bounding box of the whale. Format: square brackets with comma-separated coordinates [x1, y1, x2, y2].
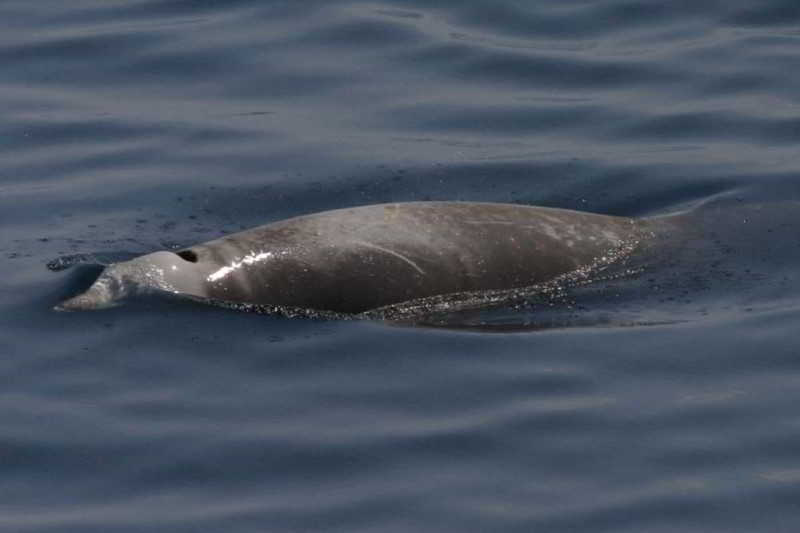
[55, 201, 648, 316]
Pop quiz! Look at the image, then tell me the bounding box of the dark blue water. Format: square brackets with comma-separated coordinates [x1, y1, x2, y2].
[4, 1, 800, 531]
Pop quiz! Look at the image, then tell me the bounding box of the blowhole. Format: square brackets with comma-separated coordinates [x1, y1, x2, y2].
[176, 250, 198, 263]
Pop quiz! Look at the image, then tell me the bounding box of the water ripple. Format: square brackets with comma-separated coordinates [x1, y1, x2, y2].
[5, 1, 800, 532]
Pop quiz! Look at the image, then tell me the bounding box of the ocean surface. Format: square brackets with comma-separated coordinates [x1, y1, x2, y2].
[4, 1, 800, 531]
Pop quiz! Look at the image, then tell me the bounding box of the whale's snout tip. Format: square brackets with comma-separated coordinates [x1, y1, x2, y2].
[54, 278, 119, 312]
[54, 291, 104, 312]
[53, 295, 96, 312]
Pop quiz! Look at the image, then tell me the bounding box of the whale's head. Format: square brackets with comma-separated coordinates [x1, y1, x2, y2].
[55, 251, 207, 311]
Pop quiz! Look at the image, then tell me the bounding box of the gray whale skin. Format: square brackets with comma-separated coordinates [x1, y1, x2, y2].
[56, 201, 643, 315]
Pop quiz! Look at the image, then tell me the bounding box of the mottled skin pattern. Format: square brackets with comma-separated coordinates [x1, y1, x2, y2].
[57, 202, 641, 314]
[176, 202, 639, 313]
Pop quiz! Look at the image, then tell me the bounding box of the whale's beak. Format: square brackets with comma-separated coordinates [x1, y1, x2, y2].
[54, 276, 118, 311]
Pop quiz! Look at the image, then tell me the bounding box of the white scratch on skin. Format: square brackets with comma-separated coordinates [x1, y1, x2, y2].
[462, 220, 563, 238]
[207, 250, 275, 282]
[539, 223, 561, 241]
[600, 230, 622, 244]
[352, 240, 426, 275]
[463, 220, 518, 226]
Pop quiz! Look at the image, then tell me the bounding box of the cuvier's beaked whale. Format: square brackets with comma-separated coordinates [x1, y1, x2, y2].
[55, 202, 648, 315]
